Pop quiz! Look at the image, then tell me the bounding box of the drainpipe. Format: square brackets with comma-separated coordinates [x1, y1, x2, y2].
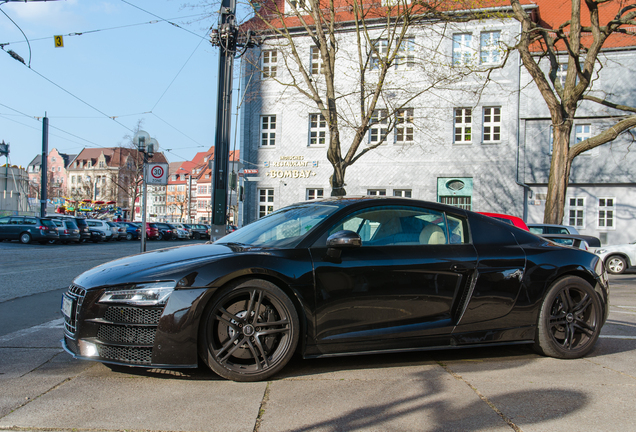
[515, 23, 531, 222]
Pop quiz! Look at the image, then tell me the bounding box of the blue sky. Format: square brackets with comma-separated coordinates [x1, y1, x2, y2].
[1, 0, 239, 168]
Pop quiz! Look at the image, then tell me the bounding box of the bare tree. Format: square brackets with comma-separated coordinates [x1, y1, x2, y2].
[510, 0, 636, 224]
[241, 0, 497, 195]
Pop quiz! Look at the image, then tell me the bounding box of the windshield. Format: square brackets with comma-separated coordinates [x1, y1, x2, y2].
[217, 203, 340, 248]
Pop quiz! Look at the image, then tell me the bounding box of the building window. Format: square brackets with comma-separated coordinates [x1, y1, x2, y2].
[261, 115, 276, 147]
[396, 37, 415, 69]
[371, 39, 388, 70]
[262, 50, 277, 78]
[480, 31, 501, 64]
[51, 157, 56, 162]
[483, 107, 501, 142]
[454, 108, 472, 143]
[557, 63, 568, 88]
[567, 197, 585, 228]
[396, 108, 414, 143]
[309, 114, 327, 146]
[394, 189, 412, 198]
[439, 196, 472, 211]
[575, 124, 597, 155]
[598, 198, 615, 229]
[452, 33, 473, 66]
[98, 161, 105, 168]
[367, 189, 386, 196]
[306, 188, 323, 200]
[259, 189, 275, 218]
[369, 109, 389, 145]
[310, 46, 323, 75]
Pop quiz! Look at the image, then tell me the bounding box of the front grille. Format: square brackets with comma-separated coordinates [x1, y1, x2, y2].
[104, 306, 162, 324]
[64, 283, 86, 337]
[97, 324, 156, 345]
[97, 345, 152, 365]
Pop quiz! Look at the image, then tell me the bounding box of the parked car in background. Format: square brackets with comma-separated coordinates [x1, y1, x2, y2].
[150, 222, 174, 240]
[86, 219, 115, 242]
[50, 215, 91, 242]
[595, 241, 636, 274]
[168, 224, 190, 240]
[184, 224, 209, 240]
[119, 222, 141, 240]
[141, 222, 160, 240]
[107, 221, 127, 241]
[88, 228, 106, 243]
[51, 219, 81, 244]
[528, 224, 579, 235]
[0, 216, 59, 244]
[542, 234, 590, 250]
[226, 225, 238, 234]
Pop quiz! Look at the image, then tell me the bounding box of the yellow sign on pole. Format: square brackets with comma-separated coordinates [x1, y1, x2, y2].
[54, 35, 64, 48]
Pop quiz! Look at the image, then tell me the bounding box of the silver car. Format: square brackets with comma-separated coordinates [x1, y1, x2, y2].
[86, 219, 115, 242]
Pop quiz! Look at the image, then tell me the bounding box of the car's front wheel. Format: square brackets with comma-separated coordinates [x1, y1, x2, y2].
[534, 276, 602, 359]
[201, 279, 299, 382]
[606, 255, 627, 275]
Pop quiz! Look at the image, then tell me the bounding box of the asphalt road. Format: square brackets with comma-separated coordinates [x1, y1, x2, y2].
[0, 241, 635, 432]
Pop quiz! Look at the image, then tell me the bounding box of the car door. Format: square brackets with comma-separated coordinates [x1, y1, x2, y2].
[0, 216, 13, 239]
[310, 204, 477, 353]
[8, 217, 25, 239]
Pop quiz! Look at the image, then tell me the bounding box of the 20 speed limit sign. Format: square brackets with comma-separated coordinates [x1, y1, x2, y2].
[146, 163, 169, 185]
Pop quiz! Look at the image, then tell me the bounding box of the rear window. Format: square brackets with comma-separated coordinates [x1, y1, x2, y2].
[41, 219, 56, 228]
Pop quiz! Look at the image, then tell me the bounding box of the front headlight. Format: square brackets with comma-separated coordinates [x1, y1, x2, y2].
[596, 249, 606, 255]
[99, 281, 176, 306]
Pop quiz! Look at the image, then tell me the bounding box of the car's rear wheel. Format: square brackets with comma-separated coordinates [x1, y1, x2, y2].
[606, 255, 627, 275]
[201, 279, 299, 382]
[194, 232, 200, 240]
[534, 276, 602, 359]
[20, 233, 31, 244]
[126, 233, 133, 241]
[157, 232, 163, 240]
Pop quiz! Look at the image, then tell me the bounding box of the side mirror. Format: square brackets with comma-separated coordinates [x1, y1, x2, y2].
[326, 230, 362, 248]
[325, 230, 361, 261]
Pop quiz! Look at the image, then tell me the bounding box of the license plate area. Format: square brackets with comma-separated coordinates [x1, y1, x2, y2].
[62, 294, 75, 320]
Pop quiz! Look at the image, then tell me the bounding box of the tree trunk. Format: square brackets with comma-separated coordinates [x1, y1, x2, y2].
[544, 123, 573, 224]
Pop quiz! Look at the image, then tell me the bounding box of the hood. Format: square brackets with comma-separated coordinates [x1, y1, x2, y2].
[73, 243, 235, 289]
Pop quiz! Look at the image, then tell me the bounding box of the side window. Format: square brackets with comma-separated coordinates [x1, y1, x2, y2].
[23, 218, 36, 225]
[10, 217, 24, 225]
[328, 206, 463, 246]
[0, 217, 9, 225]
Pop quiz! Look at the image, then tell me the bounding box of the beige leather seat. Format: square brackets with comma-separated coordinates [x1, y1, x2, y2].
[419, 224, 446, 245]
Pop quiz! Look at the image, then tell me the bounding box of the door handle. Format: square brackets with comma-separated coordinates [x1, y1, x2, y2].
[451, 264, 468, 272]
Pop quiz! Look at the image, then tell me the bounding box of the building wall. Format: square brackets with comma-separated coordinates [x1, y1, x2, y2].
[240, 17, 526, 225]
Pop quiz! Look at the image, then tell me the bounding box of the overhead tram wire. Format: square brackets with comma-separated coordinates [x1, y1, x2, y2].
[1, 14, 209, 47]
[0, 6, 32, 66]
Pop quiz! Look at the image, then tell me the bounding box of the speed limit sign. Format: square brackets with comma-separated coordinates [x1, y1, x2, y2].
[146, 163, 168, 185]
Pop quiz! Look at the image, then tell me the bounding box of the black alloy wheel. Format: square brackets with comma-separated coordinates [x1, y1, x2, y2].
[20, 232, 31, 244]
[606, 255, 627, 275]
[201, 279, 299, 382]
[534, 276, 602, 359]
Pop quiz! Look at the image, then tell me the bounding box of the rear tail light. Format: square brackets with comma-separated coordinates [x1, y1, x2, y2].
[64, 229, 69, 234]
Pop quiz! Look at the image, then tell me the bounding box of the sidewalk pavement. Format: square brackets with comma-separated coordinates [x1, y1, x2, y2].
[1, 308, 635, 432]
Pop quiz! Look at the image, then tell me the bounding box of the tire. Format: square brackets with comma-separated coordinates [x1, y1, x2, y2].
[606, 255, 627, 275]
[201, 279, 299, 382]
[126, 233, 133, 241]
[194, 232, 200, 240]
[157, 232, 163, 241]
[534, 276, 602, 359]
[20, 232, 32, 244]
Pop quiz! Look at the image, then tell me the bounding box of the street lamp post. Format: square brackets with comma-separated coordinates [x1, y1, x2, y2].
[133, 130, 156, 253]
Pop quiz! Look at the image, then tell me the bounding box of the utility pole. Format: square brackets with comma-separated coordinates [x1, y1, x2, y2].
[40, 116, 48, 218]
[209, 0, 259, 240]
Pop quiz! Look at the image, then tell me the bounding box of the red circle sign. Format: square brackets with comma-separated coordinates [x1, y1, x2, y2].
[150, 165, 164, 179]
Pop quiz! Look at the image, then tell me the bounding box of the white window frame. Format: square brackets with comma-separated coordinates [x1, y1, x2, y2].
[261, 50, 277, 79]
[597, 197, 615, 230]
[480, 31, 501, 65]
[452, 33, 473, 66]
[396, 37, 415, 69]
[393, 189, 412, 198]
[309, 114, 327, 146]
[369, 109, 389, 145]
[396, 108, 414, 143]
[567, 197, 586, 228]
[454, 108, 472, 144]
[258, 188, 275, 218]
[482, 107, 501, 143]
[306, 188, 324, 200]
[371, 39, 388, 70]
[310, 46, 323, 75]
[367, 189, 386, 196]
[260, 115, 276, 147]
[575, 124, 598, 156]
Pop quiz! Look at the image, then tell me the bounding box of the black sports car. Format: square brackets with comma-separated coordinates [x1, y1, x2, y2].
[61, 197, 609, 381]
